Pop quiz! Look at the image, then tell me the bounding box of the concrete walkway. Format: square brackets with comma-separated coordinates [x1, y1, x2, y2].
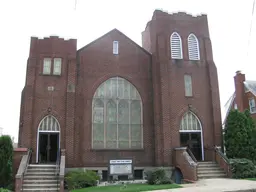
[148, 179, 256, 192]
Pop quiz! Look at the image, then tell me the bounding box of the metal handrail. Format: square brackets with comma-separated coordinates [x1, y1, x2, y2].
[21, 148, 32, 192]
[214, 146, 230, 164]
[55, 149, 61, 191]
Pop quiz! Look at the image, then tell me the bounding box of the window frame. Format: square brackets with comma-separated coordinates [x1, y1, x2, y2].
[43, 58, 52, 75]
[188, 33, 200, 61]
[170, 32, 183, 60]
[53, 58, 62, 76]
[113, 41, 119, 55]
[184, 74, 193, 97]
[249, 98, 256, 114]
[91, 77, 143, 150]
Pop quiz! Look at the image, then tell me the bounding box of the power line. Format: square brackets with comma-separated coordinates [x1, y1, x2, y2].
[247, 0, 256, 57]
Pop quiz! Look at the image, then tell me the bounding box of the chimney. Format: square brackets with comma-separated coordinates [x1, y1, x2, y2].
[234, 70, 246, 111]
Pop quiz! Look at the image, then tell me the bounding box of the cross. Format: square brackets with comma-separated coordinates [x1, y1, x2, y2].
[47, 86, 60, 107]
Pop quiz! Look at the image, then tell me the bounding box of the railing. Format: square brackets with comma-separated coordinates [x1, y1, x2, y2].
[55, 149, 61, 191]
[214, 146, 232, 177]
[21, 148, 32, 192]
[186, 147, 197, 163]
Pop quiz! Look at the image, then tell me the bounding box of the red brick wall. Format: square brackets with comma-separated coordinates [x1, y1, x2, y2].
[142, 10, 222, 164]
[76, 29, 154, 167]
[18, 10, 222, 168]
[13, 148, 28, 184]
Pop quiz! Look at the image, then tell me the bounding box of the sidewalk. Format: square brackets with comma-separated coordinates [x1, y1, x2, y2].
[148, 178, 256, 192]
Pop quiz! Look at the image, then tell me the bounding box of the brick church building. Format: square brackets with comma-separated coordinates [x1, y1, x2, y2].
[17, 10, 222, 181]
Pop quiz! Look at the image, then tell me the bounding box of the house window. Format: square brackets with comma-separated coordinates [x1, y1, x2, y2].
[92, 77, 143, 149]
[53, 58, 62, 75]
[188, 33, 200, 61]
[170, 32, 183, 59]
[43, 58, 51, 75]
[249, 98, 256, 113]
[184, 74, 192, 97]
[113, 41, 119, 55]
[234, 103, 238, 110]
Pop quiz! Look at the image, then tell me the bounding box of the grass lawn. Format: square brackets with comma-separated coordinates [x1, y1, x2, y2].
[72, 183, 182, 192]
[245, 178, 256, 181]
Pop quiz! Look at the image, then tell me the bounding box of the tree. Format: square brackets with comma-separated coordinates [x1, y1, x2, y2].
[0, 135, 13, 189]
[224, 109, 254, 159]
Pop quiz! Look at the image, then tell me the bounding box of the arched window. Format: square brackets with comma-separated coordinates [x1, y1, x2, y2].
[92, 77, 143, 149]
[180, 111, 201, 131]
[38, 115, 60, 132]
[170, 32, 183, 59]
[188, 33, 200, 61]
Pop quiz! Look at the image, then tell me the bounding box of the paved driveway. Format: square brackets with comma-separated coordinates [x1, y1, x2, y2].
[148, 178, 256, 192]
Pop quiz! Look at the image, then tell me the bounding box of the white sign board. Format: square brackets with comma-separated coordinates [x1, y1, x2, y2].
[110, 164, 132, 175]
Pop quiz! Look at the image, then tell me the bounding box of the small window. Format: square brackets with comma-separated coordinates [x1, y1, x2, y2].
[53, 58, 62, 75]
[43, 58, 51, 75]
[170, 32, 183, 59]
[234, 103, 238, 110]
[113, 41, 119, 55]
[184, 74, 192, 97]
[249, 98, 256, 113]
[188, 33, 200, 61]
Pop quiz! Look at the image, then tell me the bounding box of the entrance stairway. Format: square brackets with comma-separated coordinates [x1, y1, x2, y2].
[197, 161, 227, 179]
[22, 164, 59, 191]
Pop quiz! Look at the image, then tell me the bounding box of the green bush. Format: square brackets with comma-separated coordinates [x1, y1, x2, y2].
[145, 168, 173, 185]
[0, 136, 13, 189]
[230, 158, 256, 179]
[224, 110, 255, 160]
[0, 188, 9, 192]
[65, 170, 100, 190]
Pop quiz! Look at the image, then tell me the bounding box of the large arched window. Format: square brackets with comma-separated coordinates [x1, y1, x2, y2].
[170, 32, 183, 59]
[180, 111, 201, 131]
[188, 33, 200, 61]
[92, 77, 143, 149]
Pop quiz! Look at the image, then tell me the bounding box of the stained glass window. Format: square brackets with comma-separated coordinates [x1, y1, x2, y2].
[92, 77, 143, 149]
[180, 111, 201, 131]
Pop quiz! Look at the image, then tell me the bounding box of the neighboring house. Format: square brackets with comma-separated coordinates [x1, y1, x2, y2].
[223, 71, 256, 126]
[16, 10, 222, 182]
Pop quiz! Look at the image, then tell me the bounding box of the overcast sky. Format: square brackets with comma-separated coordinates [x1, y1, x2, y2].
[0, 0, 255, 142]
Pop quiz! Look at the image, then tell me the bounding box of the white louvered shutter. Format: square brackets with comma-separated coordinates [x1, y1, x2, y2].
[188, 34, 200, 60]
[170, 32, 183, 59]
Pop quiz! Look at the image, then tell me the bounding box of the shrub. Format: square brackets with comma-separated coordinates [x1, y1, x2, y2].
[224, 110, 255, 160]
[230, 158, 256, 179]
[0, 188, 9, 192]
[65, 170, 100, 190]
[145, 168, 173, 185]
[0, 136, 13, 189]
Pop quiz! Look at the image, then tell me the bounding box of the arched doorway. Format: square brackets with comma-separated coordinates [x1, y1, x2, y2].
[179, 111, 204, 161]
[36, 115, 60, 164]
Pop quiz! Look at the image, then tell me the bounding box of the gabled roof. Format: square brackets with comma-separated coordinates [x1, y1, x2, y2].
[222, 80, 256, 127]
[222, 92, 236, 127]
[244, 80, 256, 96]
[77, 28, 151, 56]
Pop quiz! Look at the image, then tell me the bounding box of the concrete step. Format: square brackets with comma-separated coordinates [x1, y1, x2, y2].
[197, 166, 223, 171]
[23, 175, 58, 180]
[22, 188, 59, 191]
[197, 161, 216, 164]
[25, 172, 57, 176]
[197, 164, 219, 168]
[28, 164, 57, 169]
[198, 173, 227, 179]
[197, 169, 226, 174]
[23, 180, 58, 184]
[23, 183, 58, 187]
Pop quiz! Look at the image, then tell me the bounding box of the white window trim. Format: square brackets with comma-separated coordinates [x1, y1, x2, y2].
[113, 41, 119, 55]
[188, 33, 200, 61]
[170, 32, 183, 59]
[249, 98, 256, 114]
[53, 58, 62, 75]
[43, 58, 51, 75]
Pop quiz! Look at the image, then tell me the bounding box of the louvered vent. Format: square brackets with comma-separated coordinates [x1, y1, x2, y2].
[188, 34, 200, 60]
[170, 32, 183, 59]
